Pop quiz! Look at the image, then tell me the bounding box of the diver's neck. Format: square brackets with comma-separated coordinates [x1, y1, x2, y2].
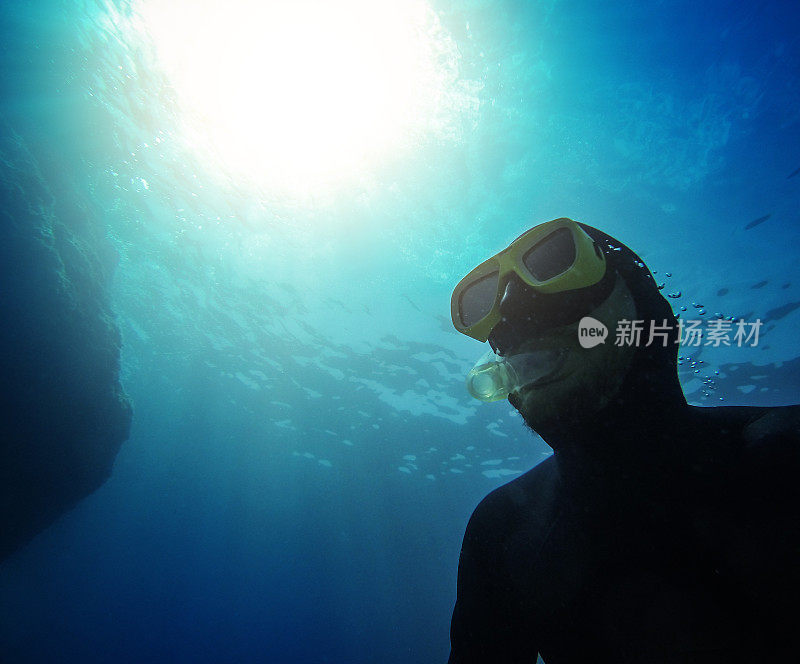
[548, 384, 695, 484]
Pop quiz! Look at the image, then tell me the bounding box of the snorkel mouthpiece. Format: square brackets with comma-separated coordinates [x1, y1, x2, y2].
[466, 348, 562, 402]
[466, 350, 518, 402]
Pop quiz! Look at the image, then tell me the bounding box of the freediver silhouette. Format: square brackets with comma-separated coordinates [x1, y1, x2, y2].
[447, 219, 800, 663]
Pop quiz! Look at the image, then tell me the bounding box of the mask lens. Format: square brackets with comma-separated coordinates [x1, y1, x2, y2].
[522, 227, 576, 282]
[459, 271, 499, 327]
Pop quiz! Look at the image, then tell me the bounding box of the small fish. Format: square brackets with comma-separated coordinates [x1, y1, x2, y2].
[764, 300, 800, 322]
[787, 165, 800, 179]
[744, 214, 771, 230]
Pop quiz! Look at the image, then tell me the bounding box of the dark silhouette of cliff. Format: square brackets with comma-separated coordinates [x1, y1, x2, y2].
[0, 124, 132, 562]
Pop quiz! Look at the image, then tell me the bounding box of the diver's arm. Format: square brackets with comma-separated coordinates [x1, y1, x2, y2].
[448, 503, 537, 663]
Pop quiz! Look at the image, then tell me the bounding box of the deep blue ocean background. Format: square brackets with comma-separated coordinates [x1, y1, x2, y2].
[1, 1, 799, 662]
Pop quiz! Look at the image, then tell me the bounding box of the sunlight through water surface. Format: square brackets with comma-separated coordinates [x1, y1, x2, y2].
[130, 0, 478, 197]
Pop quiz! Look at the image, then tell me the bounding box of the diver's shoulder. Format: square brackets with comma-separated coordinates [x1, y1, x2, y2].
[481, 454, 558, 509]
[467, 456, 558, 538]
[691, 403, 800, 438]
[693, 403, 800, 452]
[740, 404, 800, 447]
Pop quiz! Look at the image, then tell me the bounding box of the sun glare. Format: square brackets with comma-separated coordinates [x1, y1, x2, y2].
[133, 0, 469, 195]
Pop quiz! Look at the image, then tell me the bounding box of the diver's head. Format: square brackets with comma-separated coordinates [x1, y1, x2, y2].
[452, 218, 677, 439]
[501, 273, 637, 434]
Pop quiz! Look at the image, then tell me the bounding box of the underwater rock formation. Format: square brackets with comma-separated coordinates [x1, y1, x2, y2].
[0, 125, 131, 562]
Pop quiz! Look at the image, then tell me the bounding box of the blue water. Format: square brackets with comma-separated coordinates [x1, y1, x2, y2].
[1, 0, 799, 662]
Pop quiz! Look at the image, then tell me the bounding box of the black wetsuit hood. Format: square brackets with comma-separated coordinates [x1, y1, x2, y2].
[515, 225, 696, 491]
[555, 225, 697, 493]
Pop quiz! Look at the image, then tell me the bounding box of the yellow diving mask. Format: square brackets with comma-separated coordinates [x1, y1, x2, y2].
[451, 218, 607, 343]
